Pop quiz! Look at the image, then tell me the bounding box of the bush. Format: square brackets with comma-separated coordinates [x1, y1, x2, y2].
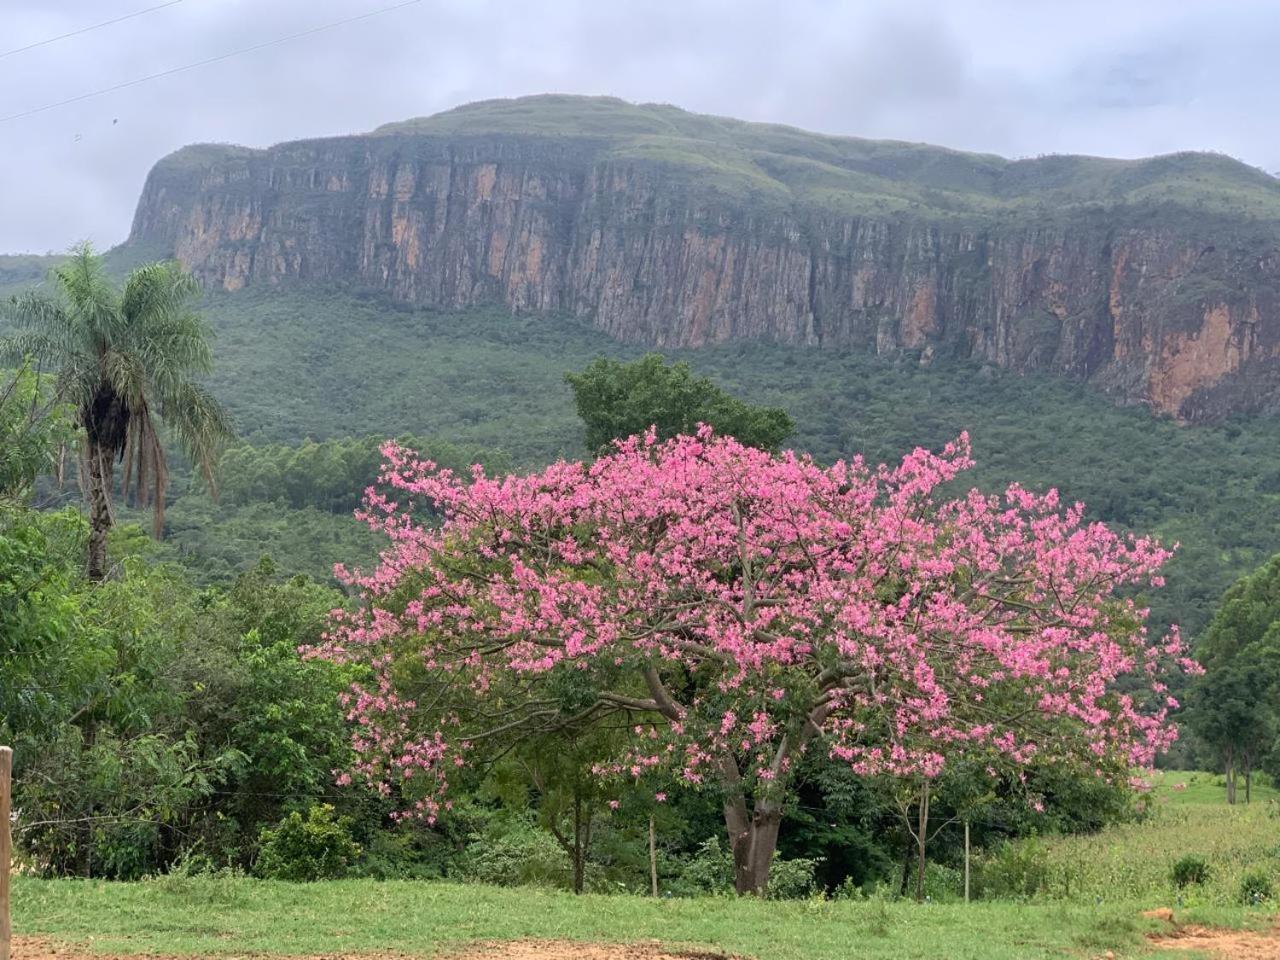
[256, 805, 361, 881]
[1239, 868, 1274, 904]
[766, 854, 821, 900]
[977, 837, 1049, 900]
[1171, 855, 1210, 888]
[459, 824, 572, 889]
[666, 837, 820, 899]
[669, 837, 734, 896]
[923, 862, 965, 902]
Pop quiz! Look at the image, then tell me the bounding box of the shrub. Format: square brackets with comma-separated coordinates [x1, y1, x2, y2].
[458, 824, 571, 889]
[256, 805, 361, 881]
[766, 854, 821, 900]
[923, 862, 965, 902]
[1239, 868, 1274, 904]
[670, 837, 734, 896]
[977, 837, 1049, 900]
[667, 837, 820, 899]
[1171, 855, 1210, 888]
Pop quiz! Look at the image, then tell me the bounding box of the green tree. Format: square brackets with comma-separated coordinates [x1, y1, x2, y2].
[0, 362, 74, 501]
[565, 353, 794, 453]
[1189, 555, 1280, 803]
[0, 244, 233, 579]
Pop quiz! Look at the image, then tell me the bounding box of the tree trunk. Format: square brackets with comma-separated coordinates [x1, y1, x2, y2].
[899, 840, 913, 898]
[724, 798, 782, 896]
[1244, 764, 1252, 805]
[915, 785, 930, 902]
[571, 794, 584, 895]
[1225, 749, 1237, 805]
[649, 814, 658, 897]
[85, 441, 114, 582]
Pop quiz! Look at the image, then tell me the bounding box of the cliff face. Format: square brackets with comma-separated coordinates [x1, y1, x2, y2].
[128, 98, 1280, 420]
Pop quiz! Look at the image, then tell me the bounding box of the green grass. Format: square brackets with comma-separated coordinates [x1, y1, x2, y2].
[1030, 771, 1280, 907]
[1151, 770, 1280, 807]
[11, 875, 1264, 959]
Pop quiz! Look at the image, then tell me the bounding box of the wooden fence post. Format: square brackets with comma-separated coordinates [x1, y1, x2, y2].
[1, 746, 13, 960]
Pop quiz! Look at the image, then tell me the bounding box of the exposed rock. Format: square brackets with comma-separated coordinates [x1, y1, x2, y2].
[126, 97, 1280, 421]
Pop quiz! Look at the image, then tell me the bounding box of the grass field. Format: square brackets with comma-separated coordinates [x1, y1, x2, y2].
[10, 875, 1270, 960]
[1031, 771, 1280, 908]
[15, 770, 1280, 958]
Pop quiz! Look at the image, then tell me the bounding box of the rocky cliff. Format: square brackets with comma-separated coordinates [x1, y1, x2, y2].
[128, 95, 1280, 420]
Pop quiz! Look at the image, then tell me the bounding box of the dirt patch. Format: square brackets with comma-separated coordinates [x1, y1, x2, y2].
[1150, 925, 1280, 959]
[9, 936, 737, 960]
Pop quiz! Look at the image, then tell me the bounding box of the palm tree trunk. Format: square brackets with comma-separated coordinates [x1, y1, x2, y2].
[85, 441, 114, 581]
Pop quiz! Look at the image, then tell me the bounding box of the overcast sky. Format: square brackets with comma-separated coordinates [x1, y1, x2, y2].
[3, 0, 1279, 252]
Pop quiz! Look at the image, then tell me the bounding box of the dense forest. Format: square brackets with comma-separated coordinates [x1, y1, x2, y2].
[2, 248, 1278, 899]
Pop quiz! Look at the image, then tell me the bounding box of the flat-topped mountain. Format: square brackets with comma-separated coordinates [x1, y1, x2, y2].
[128, 95, 1280, 420]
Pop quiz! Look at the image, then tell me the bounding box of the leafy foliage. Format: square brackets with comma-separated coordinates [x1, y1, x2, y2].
[1188, 556, 1280, 799]
[256, 805, 362, 881]
[565, 353, 794, 452]
[0, 243, 232, 578]
[1172, 854, 1210, 887]
[0, 363, 74, 500]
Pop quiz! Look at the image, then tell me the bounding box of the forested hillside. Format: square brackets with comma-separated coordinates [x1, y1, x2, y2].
[97, 280, 1280, 638]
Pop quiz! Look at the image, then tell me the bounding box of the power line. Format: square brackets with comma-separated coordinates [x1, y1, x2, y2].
[0, 1, 187, 60]
[0, 0, 425, 124]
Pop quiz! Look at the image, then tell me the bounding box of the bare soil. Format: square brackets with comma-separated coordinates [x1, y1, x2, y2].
[1150, 925, 1280, 959]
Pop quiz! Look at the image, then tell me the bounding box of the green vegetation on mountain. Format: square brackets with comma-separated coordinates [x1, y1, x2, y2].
[149, 283, 1278, 638]
[370, 95, 1280, 221]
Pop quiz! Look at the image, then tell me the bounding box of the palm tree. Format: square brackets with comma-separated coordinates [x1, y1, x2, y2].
[0, 243, 233, 580]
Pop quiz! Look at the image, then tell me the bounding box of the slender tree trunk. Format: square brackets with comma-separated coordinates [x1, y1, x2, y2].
[649, 815, 659, 896]
[899, 840, 913, 898]
[85, 440, 114, 582]
[1245, 764, 1252, 805]
[915, 785, 930, 903]
[1225, 748, 1237, 805]
[575, 797, 583, 892]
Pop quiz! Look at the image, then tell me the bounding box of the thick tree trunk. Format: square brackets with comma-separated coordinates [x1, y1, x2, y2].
[725, 802, 782, 896]
[1225, 750, 1237, 805]
[85, 441, 114, 582]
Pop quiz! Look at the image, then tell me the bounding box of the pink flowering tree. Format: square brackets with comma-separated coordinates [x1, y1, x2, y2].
[312, 428, 1198, 895]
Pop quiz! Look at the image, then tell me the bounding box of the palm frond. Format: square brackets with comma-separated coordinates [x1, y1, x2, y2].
[54, 243, 119, 346]
[158, 379, 234, 496]
[0, 291, 86, 353]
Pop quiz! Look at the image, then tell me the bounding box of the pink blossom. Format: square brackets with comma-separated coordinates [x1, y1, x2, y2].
[310, 429, 1194, 823]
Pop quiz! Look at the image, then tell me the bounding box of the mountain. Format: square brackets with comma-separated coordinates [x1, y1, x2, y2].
[126, 95, 1280, 421]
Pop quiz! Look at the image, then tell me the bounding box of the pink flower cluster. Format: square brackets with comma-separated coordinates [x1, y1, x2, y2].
[310, 428, 1199, 819]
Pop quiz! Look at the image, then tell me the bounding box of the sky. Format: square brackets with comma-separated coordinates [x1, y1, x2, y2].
[3, 0, 1279, 252]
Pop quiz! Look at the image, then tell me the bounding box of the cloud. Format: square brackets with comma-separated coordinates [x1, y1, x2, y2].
[1, 0, 1277, 252]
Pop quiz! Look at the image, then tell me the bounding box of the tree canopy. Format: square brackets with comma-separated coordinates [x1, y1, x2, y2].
[0, 243, 233, 578]
[313, 429, 1195, 894]
[1188, 554, 1280, 801]
[565, 353, 794, 453]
